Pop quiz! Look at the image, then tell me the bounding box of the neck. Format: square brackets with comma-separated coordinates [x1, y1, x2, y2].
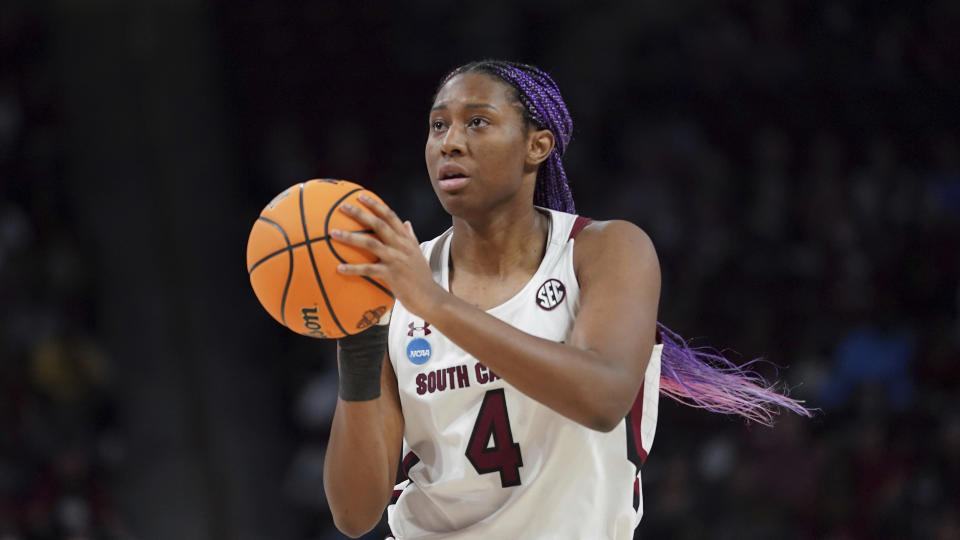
[449, 202, 550, 279]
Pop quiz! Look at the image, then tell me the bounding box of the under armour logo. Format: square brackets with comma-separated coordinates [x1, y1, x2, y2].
[408, 321, 432, 337]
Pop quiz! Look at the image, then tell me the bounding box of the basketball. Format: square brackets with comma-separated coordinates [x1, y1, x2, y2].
[246, 179, 394, 339]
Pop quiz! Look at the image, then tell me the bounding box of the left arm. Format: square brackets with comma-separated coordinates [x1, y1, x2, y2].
[333, 197, 660, 432]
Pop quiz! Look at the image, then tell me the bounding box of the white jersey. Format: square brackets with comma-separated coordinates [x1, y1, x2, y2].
[387, 208, 662, 540]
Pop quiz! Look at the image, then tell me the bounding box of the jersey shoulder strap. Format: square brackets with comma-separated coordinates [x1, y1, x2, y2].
[568, 216, 593, 240]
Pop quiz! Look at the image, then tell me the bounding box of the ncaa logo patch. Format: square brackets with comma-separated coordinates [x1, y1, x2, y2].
[407, 337, 432, 365]
[535, 278, 566, 310]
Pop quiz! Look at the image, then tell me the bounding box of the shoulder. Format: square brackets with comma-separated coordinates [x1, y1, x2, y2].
[572, 219, 659, 286]
[573, 219, 657, 262]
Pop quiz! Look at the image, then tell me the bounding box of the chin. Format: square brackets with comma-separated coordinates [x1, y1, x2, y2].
[437, 193, 492, 221]
[430, 183, 463, 214]
[436, 195, 469, 217]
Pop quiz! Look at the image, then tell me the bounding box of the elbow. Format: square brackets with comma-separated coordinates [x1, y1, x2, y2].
[324, 473, 389, 537]
[581, 401, 630, 432]
[583, 382, 639, 433]
[324, 474, 392, 537]
[331, 510, 379, 539]
[586, 413, 624, 433]
[326, 489, 384, 539]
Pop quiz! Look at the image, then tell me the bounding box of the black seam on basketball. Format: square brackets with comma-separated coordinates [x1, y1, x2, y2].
[323, 189, 395, 299]
[299, 182, 347, 336]
[255, 216, 294, 326]
[246, 229, 374, 275]
[248, 236, 326, 275]
[322, 188, 364, 245]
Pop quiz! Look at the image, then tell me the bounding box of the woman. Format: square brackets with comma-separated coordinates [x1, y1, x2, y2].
[324, 60, 809, 539]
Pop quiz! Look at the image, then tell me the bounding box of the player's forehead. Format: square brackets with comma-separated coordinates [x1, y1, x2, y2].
[431, 72, 516, 112]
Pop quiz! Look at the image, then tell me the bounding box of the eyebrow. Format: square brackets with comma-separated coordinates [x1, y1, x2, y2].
[430, 103, 499, 112]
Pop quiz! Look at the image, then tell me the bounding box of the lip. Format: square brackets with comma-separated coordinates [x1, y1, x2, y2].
[438, 176, 470, 191]
[438, 163, 469, 179]
[436, 163, 471, 192]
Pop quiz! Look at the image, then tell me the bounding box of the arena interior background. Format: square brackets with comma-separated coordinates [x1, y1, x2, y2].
[1, 1, 958, 538]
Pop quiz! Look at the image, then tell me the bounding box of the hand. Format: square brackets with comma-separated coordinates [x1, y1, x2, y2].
[330, 195, 445, 318]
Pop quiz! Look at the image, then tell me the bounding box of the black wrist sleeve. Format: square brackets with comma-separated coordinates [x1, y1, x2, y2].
[337, 325, 389, 401]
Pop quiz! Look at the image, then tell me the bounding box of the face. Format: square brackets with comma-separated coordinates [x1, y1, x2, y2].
[425, 72, 536, 215]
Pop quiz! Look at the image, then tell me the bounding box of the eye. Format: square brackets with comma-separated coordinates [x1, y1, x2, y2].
[468, 117, 489, 128]
[430, 119, 446, 132]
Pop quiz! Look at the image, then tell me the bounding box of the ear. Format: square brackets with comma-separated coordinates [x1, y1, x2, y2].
[526, 128, 555, 167]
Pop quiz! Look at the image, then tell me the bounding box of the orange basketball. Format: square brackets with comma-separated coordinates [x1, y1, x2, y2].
[246, 179, 394, 339]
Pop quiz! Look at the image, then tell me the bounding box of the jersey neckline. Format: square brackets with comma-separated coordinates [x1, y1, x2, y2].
[438, 208, 569, 314]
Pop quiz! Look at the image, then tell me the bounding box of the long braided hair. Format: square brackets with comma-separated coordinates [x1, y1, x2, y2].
[438, 60, 812, 425]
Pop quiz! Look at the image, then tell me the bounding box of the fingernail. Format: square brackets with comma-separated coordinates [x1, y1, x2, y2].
[340, 203, 354, 211]
[357, 194, 371, 203]
[330, 229, 342, 237]
[337, 264, 347, 272]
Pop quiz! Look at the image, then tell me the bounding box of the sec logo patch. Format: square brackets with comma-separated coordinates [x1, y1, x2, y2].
[535, 278, 566, 310]
[407, 337, 432, 365]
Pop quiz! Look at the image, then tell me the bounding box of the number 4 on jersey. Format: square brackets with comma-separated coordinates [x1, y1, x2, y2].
[465, 389, 524, 487]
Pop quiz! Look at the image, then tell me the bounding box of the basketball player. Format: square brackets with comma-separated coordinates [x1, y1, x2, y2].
[323, 60, 810, 539]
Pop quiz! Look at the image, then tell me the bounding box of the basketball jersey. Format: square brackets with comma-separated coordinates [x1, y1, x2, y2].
[386, 208, 662, 540]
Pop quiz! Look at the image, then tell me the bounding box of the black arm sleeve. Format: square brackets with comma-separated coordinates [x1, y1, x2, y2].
[337, 325, 389, 401]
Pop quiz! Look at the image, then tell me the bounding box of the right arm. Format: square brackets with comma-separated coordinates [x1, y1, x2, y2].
[323, 352, 404, 538]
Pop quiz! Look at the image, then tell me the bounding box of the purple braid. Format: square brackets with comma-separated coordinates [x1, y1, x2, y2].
[437, 61, 814, 425]
[657, 324, 813, 426]
[439, 60, 576, 213]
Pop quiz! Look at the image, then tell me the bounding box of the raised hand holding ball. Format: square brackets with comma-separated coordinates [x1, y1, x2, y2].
[246, 179, 394, 339]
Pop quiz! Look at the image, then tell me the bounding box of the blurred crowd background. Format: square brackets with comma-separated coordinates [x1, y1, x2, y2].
[1, 1, 958, 539]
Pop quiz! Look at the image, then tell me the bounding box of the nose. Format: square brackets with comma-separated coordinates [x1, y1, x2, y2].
[440, 123, 466, 156]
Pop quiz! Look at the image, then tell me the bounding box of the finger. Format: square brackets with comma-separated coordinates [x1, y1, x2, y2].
[336, 262, 387, 278]
[339, 203, 396, 242]
[404, 220, 417, 241]
[357, 194, 406, 235]
[330, 229, 386, 256]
